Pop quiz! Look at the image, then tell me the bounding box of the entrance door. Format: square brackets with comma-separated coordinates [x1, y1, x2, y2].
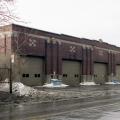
[62, 60, 81, 86]
[94, 63, 107, 84]
[116, 65, 120, 81]
[21, 56, 45, 86]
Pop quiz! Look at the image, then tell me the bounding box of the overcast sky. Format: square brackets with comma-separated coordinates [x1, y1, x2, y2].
[14, 0, 120, 46]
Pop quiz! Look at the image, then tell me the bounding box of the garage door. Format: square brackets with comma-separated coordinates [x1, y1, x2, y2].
[62, 60, 81, 86]
[94, 63, 107, 84]
[116, 65, 120, 80]
[20, 57, 45, 86]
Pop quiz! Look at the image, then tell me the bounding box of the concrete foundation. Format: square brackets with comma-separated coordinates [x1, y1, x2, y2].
[46, 74, 51, 83]
[82, 75, 94, 83]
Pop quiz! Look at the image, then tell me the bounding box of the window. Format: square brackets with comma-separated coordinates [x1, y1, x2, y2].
[22, 74, 29, 77]
[38, 74, 40, 77]
[75, 74, 79, 78]
[51, 75, 53, 78]
[35, 74, 37, 77]
[63, 74, 67, 77]
[94, 74, 97, 77]
[63, 74, 65, 77]
[22, 74, 25, 77]
[26, 74, 29, 77]
[34, 74, 40, 78]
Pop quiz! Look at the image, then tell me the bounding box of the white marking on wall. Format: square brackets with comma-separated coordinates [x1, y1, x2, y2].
[70, 46, 76, 53]
[28, 39, 37, 47]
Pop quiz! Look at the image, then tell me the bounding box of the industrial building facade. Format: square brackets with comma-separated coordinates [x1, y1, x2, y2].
[0, 24, 120, 86]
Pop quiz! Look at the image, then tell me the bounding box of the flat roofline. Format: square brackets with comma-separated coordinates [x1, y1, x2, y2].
[2, 23, 120, 51]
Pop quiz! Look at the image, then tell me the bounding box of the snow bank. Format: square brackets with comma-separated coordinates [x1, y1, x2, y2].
[105, 80, 120, 85]
[105, 82, 120, 85]
[0, 82, 46, 96]
[43, 83, 69, 88]
[80, 82, 97, 86]
[12, 82, 40, 96]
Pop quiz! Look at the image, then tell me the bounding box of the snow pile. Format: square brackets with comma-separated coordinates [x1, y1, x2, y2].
[0, 82, 46, 96]
[12, 82, 39, 96]
[43, 79, 69, 88]
[80, 82, 97, 86]
[43, 83, 69, 88]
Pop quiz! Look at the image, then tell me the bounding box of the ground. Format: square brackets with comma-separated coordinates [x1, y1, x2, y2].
[0, 83, 120, 105]
[1, 84, 120, 120]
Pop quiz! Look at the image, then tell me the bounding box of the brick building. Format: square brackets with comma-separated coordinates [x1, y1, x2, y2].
[0, 24, 120, 86]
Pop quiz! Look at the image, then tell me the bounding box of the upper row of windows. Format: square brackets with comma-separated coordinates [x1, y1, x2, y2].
[22, 74, 80, 78]
[62, 74, 79, 78]
[22, 74, 40, 78]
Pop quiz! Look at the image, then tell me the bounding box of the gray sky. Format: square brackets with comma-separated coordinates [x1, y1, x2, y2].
[14, 0, 120, 46]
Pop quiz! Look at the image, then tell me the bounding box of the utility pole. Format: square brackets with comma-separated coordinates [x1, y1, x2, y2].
[9, 59, 12, 93]
[9, 54, 14, 94]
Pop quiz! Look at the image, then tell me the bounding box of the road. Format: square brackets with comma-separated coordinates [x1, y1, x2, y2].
[49, 102, 120, 120]
[0, 94, 120, 120]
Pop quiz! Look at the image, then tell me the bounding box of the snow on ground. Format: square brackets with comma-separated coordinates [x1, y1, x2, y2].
[43, 79, 69, 88]
[0, 82, 46, 96]
[1, 81, 120, 104]
[105, 82, 120, 85]
[80, 82, 97, 86]
[80, 81, 120, 85]
[43, 83, 69, 88]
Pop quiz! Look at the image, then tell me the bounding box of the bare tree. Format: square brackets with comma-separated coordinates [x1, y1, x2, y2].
[0, 30, 29, 82]
[0, 0, 17, 25]
[0, 0, 22, 82]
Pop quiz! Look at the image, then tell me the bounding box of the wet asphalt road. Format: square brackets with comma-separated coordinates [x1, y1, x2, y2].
[1, 85, 120, 120]
[48, 101, 120, 120]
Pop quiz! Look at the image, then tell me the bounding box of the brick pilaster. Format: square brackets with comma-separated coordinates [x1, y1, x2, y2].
[82, 46, 87, 75]
[45, 39, 52, 75]
[57, 41, 62, 75]
[51, 38, 57, 74]
[90, 48, 94, 75]
[108, 51, 111, 75]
